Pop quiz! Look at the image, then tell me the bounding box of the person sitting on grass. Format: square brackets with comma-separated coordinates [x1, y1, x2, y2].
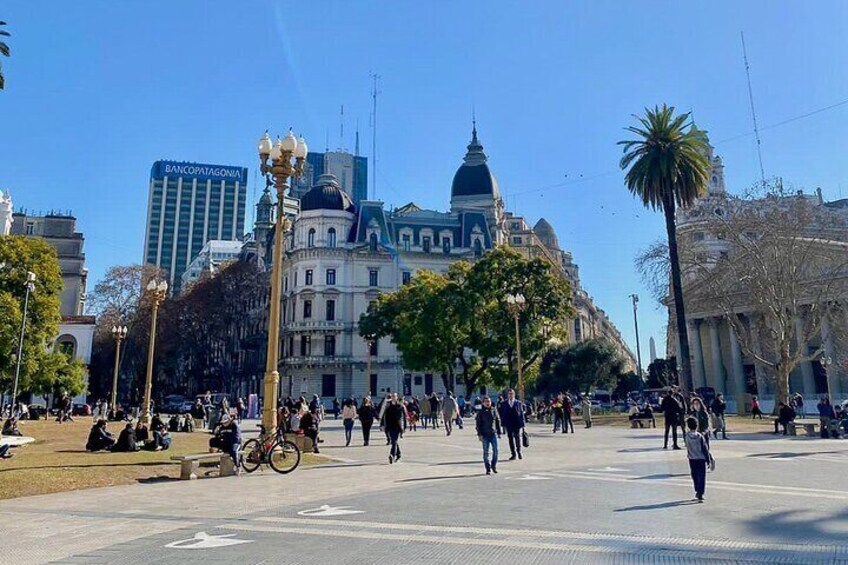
[3, 416, 23, 437]
[111, 423, 139, 452]
[144, 414, 171, 451]
[86, 419, 116, 452]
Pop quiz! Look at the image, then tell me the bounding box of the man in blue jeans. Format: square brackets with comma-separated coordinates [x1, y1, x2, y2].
[475, 396, 502, 474]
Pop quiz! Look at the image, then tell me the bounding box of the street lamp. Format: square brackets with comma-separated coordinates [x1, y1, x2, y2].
[141, 278, 168, 425]
[821, 355, 833, 403]
[110, 324, 128, 414]
[11, 271, 36, 412]
[257, 129, 307, 433]
[506, 293, 527, 401]
[629, 293, 644, 394]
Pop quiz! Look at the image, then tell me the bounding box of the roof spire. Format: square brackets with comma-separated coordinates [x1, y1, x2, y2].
[464, 116, 486, 166]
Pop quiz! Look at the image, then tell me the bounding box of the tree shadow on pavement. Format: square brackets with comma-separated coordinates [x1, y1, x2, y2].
[618, 447, 663, 453]
[428, 460, 481, 466]
[395, 473, 480, 483]
[614, 499, 700, 512]
[629, 473, 688, 480]
[745, 507, 848, 545]
[747, 450, 845, 459]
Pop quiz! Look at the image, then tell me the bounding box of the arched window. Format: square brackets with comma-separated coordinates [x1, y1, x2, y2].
[55, 335, 77, 359]
[369, 233, 378, 251]
[308, 228, 315, 248]
[327, 227, 336, 248]
[473, 239, 483, 258]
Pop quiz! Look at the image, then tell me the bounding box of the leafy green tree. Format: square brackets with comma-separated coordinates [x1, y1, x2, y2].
[539, 339, 624, 396]
[360, 247, 573, 396]
[464, 247, 573, 390]
[619, 105, 711, 391]
[30, 351, 87, 408]
[0, 21, 9, 90]
[0, 236, 63, 396]
[646, 357, 678, 388]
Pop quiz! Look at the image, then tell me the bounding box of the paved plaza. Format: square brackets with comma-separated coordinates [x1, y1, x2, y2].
[2, 419, 847, 564]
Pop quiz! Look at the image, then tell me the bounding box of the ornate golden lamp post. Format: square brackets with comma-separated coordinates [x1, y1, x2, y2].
[110, 324, 128, 413]
[257, 129, 307, 433]
[141, 278, 168, 425]
[506, 293, 527, 401]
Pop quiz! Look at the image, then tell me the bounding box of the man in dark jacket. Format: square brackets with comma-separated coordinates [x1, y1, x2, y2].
[475, 395, 502, 474]
[86, 419, 116, 452]
[383, 393, 405, 464]
[661, 391, 682, 450]
[217, 413, 242, 464]
[774, 402, 795, 435]
[498, 389, 525, 460]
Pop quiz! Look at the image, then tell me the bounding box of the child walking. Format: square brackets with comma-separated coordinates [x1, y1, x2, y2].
[683, 417, 715, 502]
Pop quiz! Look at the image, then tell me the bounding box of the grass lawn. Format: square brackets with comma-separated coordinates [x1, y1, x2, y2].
[0, 418, 326, 500]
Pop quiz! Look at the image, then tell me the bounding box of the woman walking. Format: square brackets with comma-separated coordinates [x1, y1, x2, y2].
[358, 396, 377, 446]
[342, 398, 357, 447]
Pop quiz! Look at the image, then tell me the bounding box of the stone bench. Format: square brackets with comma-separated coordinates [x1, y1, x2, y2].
[629, 416, 656, 429]
[787, 419, 819, 437]
[283, 433, 314, 452]
[170, 452, 238, 480]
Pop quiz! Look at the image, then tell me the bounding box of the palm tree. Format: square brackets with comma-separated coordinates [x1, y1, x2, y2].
[619, 104, 710, 391]
[0, 21, 9, 90]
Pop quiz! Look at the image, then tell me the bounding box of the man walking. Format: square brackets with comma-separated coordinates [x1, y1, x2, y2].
[383, 393, 405, 464]
[442, 392, 459, 436]
[498, 389, 525, 460]
[475, 395, 501, 474]
[661, 390, 682, 450]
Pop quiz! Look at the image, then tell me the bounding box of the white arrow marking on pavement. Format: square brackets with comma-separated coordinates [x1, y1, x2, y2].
[297, 504, 365, 517]
[165, 532, 253, 549]
[587, 466, 629, 472]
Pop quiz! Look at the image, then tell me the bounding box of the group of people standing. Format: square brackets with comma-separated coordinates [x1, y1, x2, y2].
[661, 387, 728, 450]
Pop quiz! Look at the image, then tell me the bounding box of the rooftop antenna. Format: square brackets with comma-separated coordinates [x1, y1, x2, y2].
[339, 104, 345, 151]
[370, 72, 381, 200]
[355, 119, 360, 157]
[325, 128, 329, 152]
[741, 32, 766, 188]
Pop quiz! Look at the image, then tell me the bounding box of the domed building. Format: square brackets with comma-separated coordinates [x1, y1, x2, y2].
[264, 125, 635, 399]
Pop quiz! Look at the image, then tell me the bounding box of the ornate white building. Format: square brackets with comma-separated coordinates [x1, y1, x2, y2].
[273, 127, 635, 399]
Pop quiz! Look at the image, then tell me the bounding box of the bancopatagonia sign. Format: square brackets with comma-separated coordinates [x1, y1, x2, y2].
[152, 161, 248, 184]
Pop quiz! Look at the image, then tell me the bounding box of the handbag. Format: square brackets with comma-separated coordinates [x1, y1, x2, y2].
[522, 429, 530, 448]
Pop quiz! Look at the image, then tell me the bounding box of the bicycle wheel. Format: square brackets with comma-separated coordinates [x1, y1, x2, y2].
[241, 439, 263, 473]
[267, 439, 301, 474]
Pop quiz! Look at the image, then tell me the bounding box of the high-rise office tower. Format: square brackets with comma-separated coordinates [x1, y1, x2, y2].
[143, 160, 248, 289]
[292, 150, 368, 204]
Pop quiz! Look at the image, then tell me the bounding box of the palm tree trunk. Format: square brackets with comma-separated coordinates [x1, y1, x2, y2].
[663, 195, 692, 391]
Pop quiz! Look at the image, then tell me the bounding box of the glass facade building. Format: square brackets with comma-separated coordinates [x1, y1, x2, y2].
[144, 160, 248, 288]
[293, 151, 368, 204]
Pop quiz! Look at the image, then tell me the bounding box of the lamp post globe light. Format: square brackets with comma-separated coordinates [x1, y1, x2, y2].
[257, 128, 307, 433]
[110, 324, 128, 414]
[506, 293, 527, 401]
[11, 271, 37, 412]
[141, 279, 168, 425]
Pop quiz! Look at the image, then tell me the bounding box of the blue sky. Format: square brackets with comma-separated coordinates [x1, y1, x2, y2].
[3, 1, 848, 368]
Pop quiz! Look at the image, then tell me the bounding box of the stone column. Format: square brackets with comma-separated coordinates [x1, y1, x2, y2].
[729, 321, 747, 415]
[708, 318, 727, 395]
[821, 315, 842, 397]
[688, 319, 707, 390]
[795, 317, 816, 395]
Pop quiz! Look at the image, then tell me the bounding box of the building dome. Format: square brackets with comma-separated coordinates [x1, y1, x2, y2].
[300, 174, 355, 212]
[533, 218, 560, 250]
[450, 125, 500, 199]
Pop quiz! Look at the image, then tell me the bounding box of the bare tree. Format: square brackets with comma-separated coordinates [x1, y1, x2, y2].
[681, 186, 848, 405]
